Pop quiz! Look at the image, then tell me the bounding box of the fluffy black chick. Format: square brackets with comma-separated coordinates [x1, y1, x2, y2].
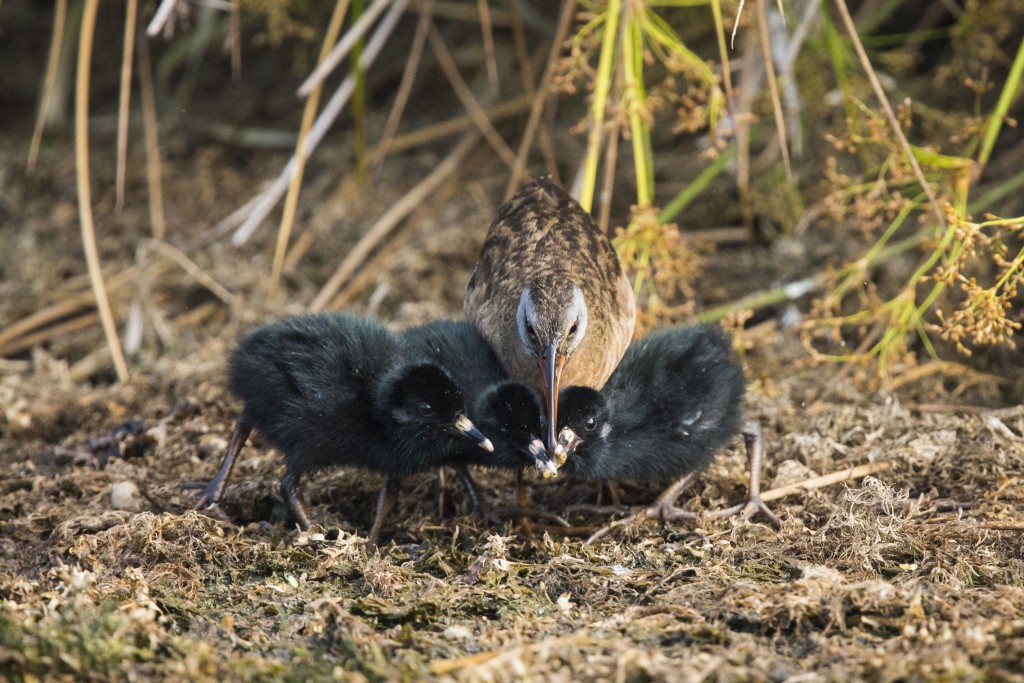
[401, 321, 560, 521]
[189, 312, 492, 546]
[473, 382, 558, 477]
[556, 325, 780, 534]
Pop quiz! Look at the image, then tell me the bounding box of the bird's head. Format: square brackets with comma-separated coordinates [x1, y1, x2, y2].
[378, 363, 494, 458]
[556, 386, 612, 480]
[516, 279, 589, 453]
[476, 382, 559, 478]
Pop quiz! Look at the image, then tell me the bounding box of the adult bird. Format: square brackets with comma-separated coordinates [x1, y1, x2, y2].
[465, 176, 636, 455]
[555, 325, 780, 539]
[186, 312, 493, 548]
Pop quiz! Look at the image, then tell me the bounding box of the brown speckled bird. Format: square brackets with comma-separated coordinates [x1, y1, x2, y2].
[465, 176, 636, 453]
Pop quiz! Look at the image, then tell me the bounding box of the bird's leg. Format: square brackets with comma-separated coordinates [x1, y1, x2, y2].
[515, 470, 533, 537]
[710, 420, 782, 529]
[366, 475, 400, 551]
[642, 472, 701, 523]
[583, 473, 700, 544]
[184, 417, 252, 517]
[495, 471, 569, 526]
[606, 481, 624, 506]
[280, 470, 312, 531]
[452, 464, 502, 525]
[454, 465, 569, 527]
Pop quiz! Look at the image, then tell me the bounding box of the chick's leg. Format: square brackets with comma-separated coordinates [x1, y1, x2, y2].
[280, 469, 312, 531]
[366, 474, 400, 551]
[710, 420, 782, 529]
[185, 416, 252, 516]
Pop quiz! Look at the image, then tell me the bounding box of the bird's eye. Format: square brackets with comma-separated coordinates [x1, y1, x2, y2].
[584, 417, 597, 432]
[569, 319, 579, 336]
[526, 323, 537, 340]
[417, 402, 435, 416]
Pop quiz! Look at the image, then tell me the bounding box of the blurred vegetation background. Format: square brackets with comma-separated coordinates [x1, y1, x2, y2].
[1, 0, 1023, 400]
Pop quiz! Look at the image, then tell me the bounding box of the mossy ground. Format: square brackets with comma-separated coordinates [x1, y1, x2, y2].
[2, 2, 1024, 679]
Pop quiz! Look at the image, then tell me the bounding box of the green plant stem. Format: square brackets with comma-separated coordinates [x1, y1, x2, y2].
[821, 8, 857, 135]
[351, 0, 368, 179]
[579, 0, 621, 213]
[658, 147, 735, 224]
[694, 276, 819, 323]
[969, 168, 1024, 212]
[623, 8, 652, 207]
[977, 33, 1024, 169]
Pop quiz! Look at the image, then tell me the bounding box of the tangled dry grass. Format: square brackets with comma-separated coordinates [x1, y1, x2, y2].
[3, 331, 1024, 680]
[3, 1, 1024, 679]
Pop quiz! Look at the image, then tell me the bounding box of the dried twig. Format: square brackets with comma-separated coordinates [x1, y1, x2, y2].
[755, 0, 791, 179]
[833, 0, 946, 228]
[2, 314, 101, 358]
[308, 132, 479, 311]
[597, 115, 621, 233]
[505, 0, 575, 199]
[477, 0, 498, 92]
[328, 182, 458, 310]
[146, 0, 178, 37]
[136, 25, 166, 239]
[270, 0, 352, 295]
[0, 296, 93, 354]
[147, 239, 237, 306]
[371, 0, 433, 167]
[296, 0, 394, 98]
[507, 0, 558, 179]
[28, 0, 67, 173]
[232, 0, 410, 246]
[759, 461, 893, 503]
[426, 23, 516, 169]
[579, 461, 893, 544]
[229, 0, 241, 81]
[76, 0, 130, 383]
[383, 95, 531, 155]
[115, 0, 138, 211]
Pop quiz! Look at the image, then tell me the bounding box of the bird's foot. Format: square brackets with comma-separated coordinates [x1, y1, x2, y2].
[706, 421, 782, 530]
[583, 503, 696, 544]
[178, 479, 224, 513]
[710, 494, 782, 529]
[640, 501, 697, 524]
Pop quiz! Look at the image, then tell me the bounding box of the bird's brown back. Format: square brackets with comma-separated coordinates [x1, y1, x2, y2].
[465, 177, 636, 391]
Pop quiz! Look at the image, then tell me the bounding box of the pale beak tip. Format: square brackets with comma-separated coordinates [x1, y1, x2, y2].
[538, 460, 559, 478]
[480, 437, 495, 453]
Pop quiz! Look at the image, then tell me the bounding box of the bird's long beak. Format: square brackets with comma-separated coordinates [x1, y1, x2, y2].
[540, 343, 566, 454]
[455, 414, 494, 452]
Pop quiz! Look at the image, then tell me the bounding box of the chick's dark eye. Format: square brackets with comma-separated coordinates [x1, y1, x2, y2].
[584, 417, 597, 432]
[526, 323, 536, 339]
[417, 402, 435, 416]
[569, 320, 579, 336]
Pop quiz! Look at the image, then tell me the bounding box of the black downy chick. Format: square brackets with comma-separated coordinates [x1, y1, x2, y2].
[188, 312, 492, 547]
[469, 382, 571, 527]
[557, 325, 780, 534]
[401, 321, 560, 522]
[473, 382, 549, 472]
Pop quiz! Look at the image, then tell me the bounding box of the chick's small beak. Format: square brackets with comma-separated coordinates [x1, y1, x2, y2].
[557, 427, 579, 464]
[455, 414, 494, 452]
[540, 344, 566, 454]
[551, 440, 566, 466]
[527, 438, 559, 478]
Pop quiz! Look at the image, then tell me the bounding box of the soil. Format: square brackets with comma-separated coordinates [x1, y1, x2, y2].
[2, 3, 1024, 681]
